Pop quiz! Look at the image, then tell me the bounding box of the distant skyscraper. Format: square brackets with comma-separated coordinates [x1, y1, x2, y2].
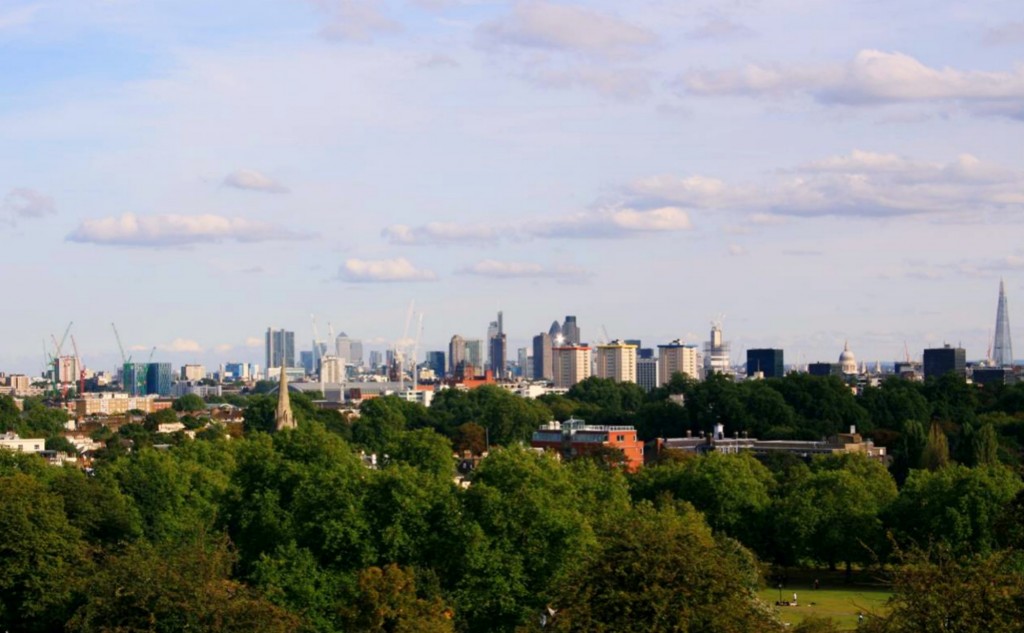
[489, 334, 507, 379]
[517, 347, 530, 379]
[549, 320, 562, 339]
[923, 345, 967, 380]
[320, 356, 344, 383]
[369, 350, 383, 369]
[426, 351, 446, 377]
[335, 332, 359, 364]
[465, 339, 484, 368]
[449, 335, 466, 374]
[266, 328, 295, 369]
[596, 340, 638, 383]
[533, 332, 554, 381]
[146, 363, 173, 397]
[637, 357, 658, 392]
[489, 311, 506, 378]
[300, 350, 316, 375]
[747, 349, 784, 379]
[562, 316, 580, 346]
[994, 279, 1014, 367]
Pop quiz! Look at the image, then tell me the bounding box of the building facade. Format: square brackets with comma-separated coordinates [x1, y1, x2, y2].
[552, 345, 592, 388]
[532, 332, 553, 382]
[595, 340, 638, 383]
[657, 340, 699, 385]
[746, 348, 784, 379]
[531, 419, 644, 471]
[265, 328, 296, 369]
[923, 345, 967, 379]
[449, 335, 466, 374]
[637, 357, 658, 392]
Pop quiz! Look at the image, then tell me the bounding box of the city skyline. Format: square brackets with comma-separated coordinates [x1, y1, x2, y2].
[1, 1, 1023, 373]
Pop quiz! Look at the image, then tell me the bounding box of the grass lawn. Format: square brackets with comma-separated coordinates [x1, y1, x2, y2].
[757, 585, 891, 630]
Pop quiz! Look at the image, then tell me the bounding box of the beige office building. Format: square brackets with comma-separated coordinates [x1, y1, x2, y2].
[595, 340, 638, 383]
[658, 340, 699, 385]
[552, 346, 592, 389]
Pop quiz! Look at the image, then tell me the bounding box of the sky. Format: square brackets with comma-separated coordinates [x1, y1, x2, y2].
[1, 0, 1023, 374]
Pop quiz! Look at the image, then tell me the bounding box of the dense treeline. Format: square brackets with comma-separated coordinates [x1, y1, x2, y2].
[2, 371, 1024, 631]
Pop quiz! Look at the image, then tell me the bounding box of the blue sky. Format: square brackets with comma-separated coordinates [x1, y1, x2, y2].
[1, 0, 1023, 374]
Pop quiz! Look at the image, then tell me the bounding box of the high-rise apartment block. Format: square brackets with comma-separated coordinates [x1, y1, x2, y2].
[746, 349, 784, 378]
[465, 339, 483, 368]
[595, 340, 638, 383]
[266, 328, 296, 369]
[657, 340, 699, 385]
[553, 345, 592, 388]
[320, 356, 344, 383]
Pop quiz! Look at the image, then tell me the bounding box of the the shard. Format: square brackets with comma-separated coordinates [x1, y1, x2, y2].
[993, 279, 1014, 367]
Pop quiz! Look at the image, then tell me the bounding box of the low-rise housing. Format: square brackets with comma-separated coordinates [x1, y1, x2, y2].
[531, 418, 644, 471]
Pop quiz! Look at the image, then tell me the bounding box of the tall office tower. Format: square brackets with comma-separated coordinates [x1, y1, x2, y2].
[426, 351, 446, 377]
[266, 328, 296, 369]
[449, 335, 466, 373]
[637, 356, 658, 392]
[123, 363, 148, 396]
[335, 332, 355, 364]
[320, 356, 344, 383]
[369, 350, 383, 369]
[994, 279, 1014, 367]
[703, 322, 731, 376]
[532, 332, 554, 381]
[746, 349, 784, 378]
[923, 345, 967, 380]
[517, 347, 530, 379]
[465, 339, 483, 368]
[300, 350, 316, 375]
[552, 345, 592, 388]
[658, 340, 699, 385]
[349, 339, 364, 366]
[562, 316, 580, 345]
[146, 363, 173, 397]
[489, 334, 507, 379]
[549, 320, 562, 339]
[595, 340, 638, 383]
[637, 347, 655, 360]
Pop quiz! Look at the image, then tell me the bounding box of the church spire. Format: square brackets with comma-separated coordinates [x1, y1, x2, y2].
[275, 364, 296, 431]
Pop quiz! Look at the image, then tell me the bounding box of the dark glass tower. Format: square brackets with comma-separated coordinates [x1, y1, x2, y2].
[994, 279, 1014, 367]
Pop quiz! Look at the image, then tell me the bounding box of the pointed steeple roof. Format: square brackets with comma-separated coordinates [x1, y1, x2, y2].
[275, 365, 296, 431]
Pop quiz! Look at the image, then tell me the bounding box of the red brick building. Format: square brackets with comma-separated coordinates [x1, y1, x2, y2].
[531, 418, 644, 471]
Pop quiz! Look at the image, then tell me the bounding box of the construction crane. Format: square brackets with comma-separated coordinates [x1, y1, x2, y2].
[311, 314, 324, 391]
[397, 300, 415, 390]
[147, 346, 157, 363]
[49, 321, 73, 396]
[70, 335, 85, 397]
[112, 323, 130, 365]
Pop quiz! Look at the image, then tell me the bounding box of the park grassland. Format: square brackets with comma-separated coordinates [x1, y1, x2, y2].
[757, 586, 892, 630]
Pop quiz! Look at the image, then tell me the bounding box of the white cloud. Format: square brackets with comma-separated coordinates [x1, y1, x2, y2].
[310, 0, 401, 41]
[215, 344, 233, 353]
[2, 188, 56, 221]
[244, 337, 263, 348]
[481, 1, 657, 59]
[531, 206, 692, 238]
[223, 169, 290, 193]
[458, 259, 590, 280]
[626, 151, 1024, 219]
[340, 257, 437, 282]
[160, 338, 204, 353]
[382, 222, 501, 245]
[681, 50, 1024, 118]
[67, 213, 309, 247]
